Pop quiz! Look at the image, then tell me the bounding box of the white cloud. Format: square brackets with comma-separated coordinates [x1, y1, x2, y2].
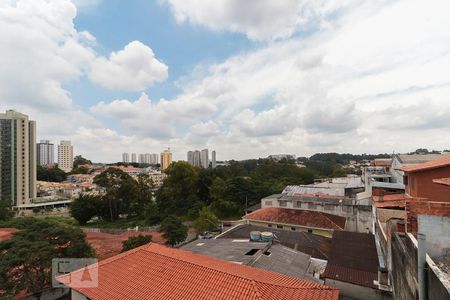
[163, 0, 359, 41]
[89, 41, 168, 91]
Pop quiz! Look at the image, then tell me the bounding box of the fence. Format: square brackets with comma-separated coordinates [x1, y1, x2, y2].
[81, 226, 159, 235]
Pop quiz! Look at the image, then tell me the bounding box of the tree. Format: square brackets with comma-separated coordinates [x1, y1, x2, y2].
[73, 155, 92, 167]
[0, 218, 95, 298]
[193, 207, 220, 233]
[70, 194, 104, 225]
[332, 167, 347, 178]
[121, 234, 152, 252]
[129, 174, 154, 218]
[159, 215, 188, 246]
[37, 165, 67, 182]
[0, 202, 14, 221]
[94, 168, 137, 221]
[144, 201, 161, 225]
[68, 166, 89, 175]
[156, 162, 200, 217]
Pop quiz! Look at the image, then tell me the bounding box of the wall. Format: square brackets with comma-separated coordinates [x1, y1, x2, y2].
[391, 232, 450, 300]
[247, 220, 333, 238]
[406, 201, 450, 234]
[406, 167, 450, 201]
[262, 197, 372, 233]
[324, 278, 392, 300]
[417, 215, 450, 259]
[71, 289, 89, 300]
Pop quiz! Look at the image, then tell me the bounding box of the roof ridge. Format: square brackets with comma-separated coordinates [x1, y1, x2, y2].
[144, 244, 328, 290]
[251, 280, 264, 300]
[322, 213, 344, 230]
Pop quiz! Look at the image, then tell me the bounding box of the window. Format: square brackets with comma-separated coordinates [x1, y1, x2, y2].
[308, 229, 313, 233]
[279, 201, 287, 207]
[276, 225, 283, 229]
[267, 224, 272, 228]
[290, 227, 296, 231]
[265, 200, 272, 206]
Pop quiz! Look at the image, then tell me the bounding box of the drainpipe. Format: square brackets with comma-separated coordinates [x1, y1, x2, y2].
[417, 233, 427, 300]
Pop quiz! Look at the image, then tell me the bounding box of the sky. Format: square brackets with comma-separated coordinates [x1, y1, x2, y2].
[1, 0, 450, 162]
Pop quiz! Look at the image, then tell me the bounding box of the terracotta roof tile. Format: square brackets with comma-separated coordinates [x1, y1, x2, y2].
[400, 156, 450, 173]
[58, 243, 339, 300]
[244, 208, 346, 230]
[373, 194, 407, 208]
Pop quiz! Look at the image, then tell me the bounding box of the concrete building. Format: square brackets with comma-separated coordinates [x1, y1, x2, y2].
[160, 149, 172, 171]
[57, 140, 73, 172]
[0, 110, 37, 207]
[138, 153, 145, 164]
[201, 149, 209, 168]
[131, 153, 137, 163]
[149, 153, 159, 165]
[212, 150, 217, 168]
[187, 151, 194, 165]
[36, 140, 54, 166]
[122, 152, 129, 163]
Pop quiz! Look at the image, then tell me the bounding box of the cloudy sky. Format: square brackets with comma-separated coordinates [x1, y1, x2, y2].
[1, 0, 450, 162]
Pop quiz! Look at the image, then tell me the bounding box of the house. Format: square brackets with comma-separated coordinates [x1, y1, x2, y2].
[323, 231, 390, 300]
[57, 243, 339, 300]
[180, 239, 325, 282]
[243, 207, 346, 238]
[217, 223, 331, 260]
[401, 156, 450, 202]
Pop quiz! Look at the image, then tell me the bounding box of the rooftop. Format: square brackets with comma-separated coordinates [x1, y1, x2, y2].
[400, 156, 450, 173]
[323, 231, 379, 289]
[244, 208, 346, 231]
[217, 224, 331, 260]
[58, 243, 339, 300]
[396, 154, 450, 165]
[373, 194, 407, 208]
[372, 159, 392, 167]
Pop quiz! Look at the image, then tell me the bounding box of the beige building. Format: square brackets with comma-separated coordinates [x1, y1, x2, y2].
[58, 140, 73, 172]
[0, 110, 37, 206]
[160, 149, 172, 171]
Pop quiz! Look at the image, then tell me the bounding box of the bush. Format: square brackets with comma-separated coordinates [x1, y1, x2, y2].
[159, 215, 188, 246]
[121, 234, 152, 252]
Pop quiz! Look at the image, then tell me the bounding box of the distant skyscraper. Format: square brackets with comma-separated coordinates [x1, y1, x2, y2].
[122, 152, 130, 163]
[37, 140, 54, 166]
[160, 149, 172, 170]
[187, 151, 194, 165]
[58, 140, 73, 172]
[150, 153, 159, 165]
[201, 149, 209, 168]
[0, 110, 36, 206]
[193, 150, 201, 167]
[138, 153, 145, 164]
[212, 150, 217, 168]
[131, 153, 137, 163]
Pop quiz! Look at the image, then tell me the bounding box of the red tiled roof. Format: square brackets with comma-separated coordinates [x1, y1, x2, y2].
[373, 194, 407, 208]
[323, 231, 379, 289]
[244, 208, 346, 230]
[400, 156, 450, 173]
[58, 243, 339, 300]
[433, 178, 450, 187]
[372, 159, 392, 167]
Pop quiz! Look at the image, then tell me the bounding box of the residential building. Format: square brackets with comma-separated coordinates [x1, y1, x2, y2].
[243, 207, 346, 238]
[187, 149, 202, 167]
[138, 153, 145, 164]
[122, 152, 129, 163]
[57, 243, 339, 300]
[181, 239, 326, 283]
[212, 150, 217, 168]
[0, 110, 36, 206]
[322, 231, 387, 300]
[401, 156, 450, 202]
[149, 153, 159, 165]
[187, 151, 194, 165]
[57, 140, 73, 172]
[160, 149, 172, 170]
[217, 223, 332, 260]
[201, 148, 209, 168]
[36, 140, 54, 166]
[131, 153, 137, 163]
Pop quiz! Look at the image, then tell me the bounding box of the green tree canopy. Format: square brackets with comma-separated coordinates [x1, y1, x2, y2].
[37, 165, 67, 182]
[159, 215, 188, 246]
[193, 207, 220, 233]
[0, 202, 14, 221]
[73, 155, 92, 167]
[94, 168, 138, 221]
[121, 234, 152, 252]
[70, 194, 104, 225]
[0, 218, 95, 298]
[130, 173, 154, 218]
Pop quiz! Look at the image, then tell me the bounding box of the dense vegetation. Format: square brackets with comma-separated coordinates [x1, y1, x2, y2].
[36, 165, 67, 182]
[121, 234, 152, 252]
[0, 217, 95, 298]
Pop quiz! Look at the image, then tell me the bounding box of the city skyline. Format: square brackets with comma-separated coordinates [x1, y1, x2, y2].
[1, 1, 450, 163]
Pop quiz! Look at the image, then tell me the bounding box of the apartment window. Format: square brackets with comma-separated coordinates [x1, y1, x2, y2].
[290, 227, 296, 231]
[276, 225, 283, 229]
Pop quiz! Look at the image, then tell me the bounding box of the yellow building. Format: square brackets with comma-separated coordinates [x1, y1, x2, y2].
[160, 149, 172, 171]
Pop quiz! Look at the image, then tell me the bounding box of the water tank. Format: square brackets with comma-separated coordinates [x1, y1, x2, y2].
[250, 231, 261, 241]
[261, 232, 274, 242]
